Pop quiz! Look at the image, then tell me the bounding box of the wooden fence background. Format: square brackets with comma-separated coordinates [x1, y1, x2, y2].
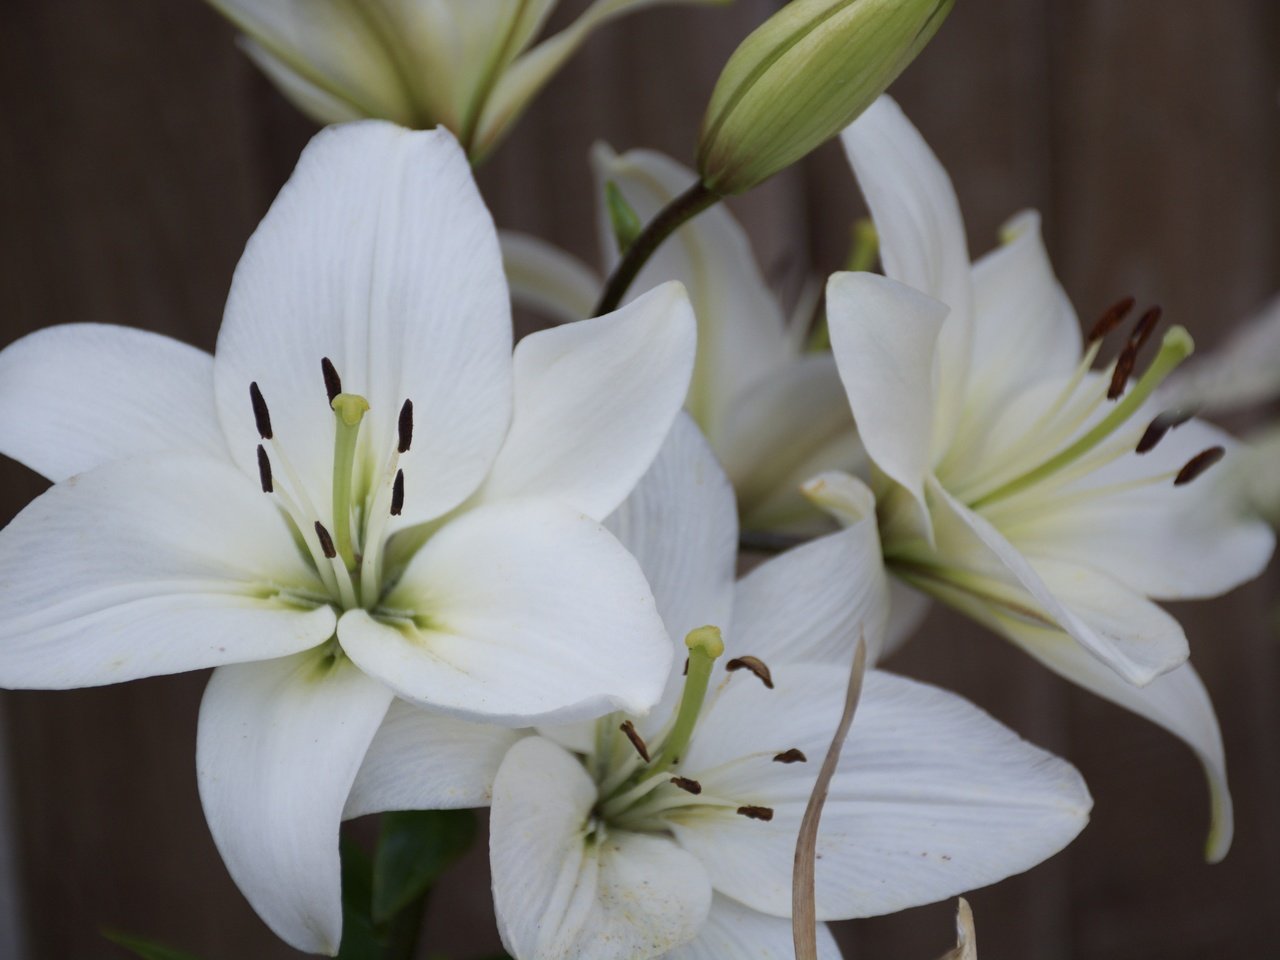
[0, 1, 1277, 958]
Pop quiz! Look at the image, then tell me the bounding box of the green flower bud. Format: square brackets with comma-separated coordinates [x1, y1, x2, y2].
[697, 0, 954, 194]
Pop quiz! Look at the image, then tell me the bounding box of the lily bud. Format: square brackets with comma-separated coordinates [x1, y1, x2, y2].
[697, 0, 954, 194]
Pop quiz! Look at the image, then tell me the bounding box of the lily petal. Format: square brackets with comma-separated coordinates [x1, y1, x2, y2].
[501, 231, 601, 324]
[475, 281, 695, 520]
[841, 96, 974, 437]
[0, 455, 335, 688]
[344, 700, 525, 818]
[339, 500, 671, 725]
[196, 650, 394, 955]
[491, 736, 712, 960]
[0, 324, 226, 482]
[927, 479, 1188, 685]
[591, 145, 790, 439]
[825, 271, 947, 530]
[674, 668, 1091, 919]
[665, 894, 842, 960]
[214, 122, 513, 528]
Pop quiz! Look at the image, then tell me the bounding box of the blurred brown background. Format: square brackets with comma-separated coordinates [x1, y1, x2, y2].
[1, 1, 1278, 958]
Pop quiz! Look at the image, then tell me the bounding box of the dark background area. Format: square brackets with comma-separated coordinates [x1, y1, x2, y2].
[0, 1, 1277, 958]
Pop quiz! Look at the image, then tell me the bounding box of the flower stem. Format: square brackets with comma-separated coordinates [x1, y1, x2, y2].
[592, 180, 721, 316]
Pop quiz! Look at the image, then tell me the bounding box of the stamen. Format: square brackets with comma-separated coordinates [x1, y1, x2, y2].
[249, 382, 273, 439]
[773, 748, 807, 764]
[620, 720, 650, 763]
[314, 521, 337, 559]
[1137, 408, 1193, 454]
[321, 357, 343, 404]
[736, 805, 774, 821]
[726, 656, 774, 689]
[390, 470, 405, 516]
[670, 776, 702, 795]
[1087, 295, 1136, 343]
[1108, 306, 1163, 400]
[1175, 446, 1225, 486]
[256, 445, 273, 494]
[398, 400, 414, 454]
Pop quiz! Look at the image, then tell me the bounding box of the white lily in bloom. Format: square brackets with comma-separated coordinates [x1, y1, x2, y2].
[502, 145, 863, 532]
[346, 416, 1091, 960]
[0, 124, 696, 954]
[815, 95, 1275, 860]
[205, 0, 728, 160]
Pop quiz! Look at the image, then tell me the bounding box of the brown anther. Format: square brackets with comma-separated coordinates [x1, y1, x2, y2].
[397, 399, 414, 454]
[620, 720, 650, 762]
[1086, 295, 1136, 343]
[314, 521, 337, 559]
[1174, 446, 1225, 486]
[1137, 408, 1193, 454]
[726, 656, 774, 689]
[736, 805, 774, 821]
[321, 357, 343, 405]
[773, 748, 807, 764]
[249, 382, 273, 439]
[390, 469, 405, 516]
[1130, 306, 1163, 352]
[682, 657, 689, 676]
[1108, 306, 1163, 400]
[256, 444, 273, 494]
[670, 776, 702, 795]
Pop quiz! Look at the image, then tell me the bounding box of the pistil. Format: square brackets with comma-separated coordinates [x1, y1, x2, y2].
[329, 392, 370, 570]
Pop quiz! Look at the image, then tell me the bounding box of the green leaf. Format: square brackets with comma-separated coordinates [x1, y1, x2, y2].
[102, 931, 204, 960]
[337, 837, 384, 960]
[372, 809, 477, 924]
[605, 181, 644, 255]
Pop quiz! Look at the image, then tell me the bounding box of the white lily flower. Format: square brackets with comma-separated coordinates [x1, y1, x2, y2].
[349, 416, 1091, 960]
[204, 0, 729, 160]
[0, 123, 696, 954]
[502, 146, 863, 532]
[815, 95, 1275, 860]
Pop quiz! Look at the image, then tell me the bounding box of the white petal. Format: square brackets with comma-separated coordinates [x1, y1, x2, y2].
[965, 211, 1081, 420]
[715, 353, 862, 533]
[0, 455, 335, 688]
[475, 282, 695, 520]
[196, 651, 394, 955]
[339, 500, 671, 725]
[927, 479, 1187, 686]
[501, 230, 601, 323]
[214, 123, 513, 527]
[1009, 420, 1274, 600]
[882, 578, 932, 660]
[0, 324, 226, 482]
[826, 271, 948, 527]
[590, 145, 791, 439]
[344, 700, 525, 818]
[841, 96, 974, 436]
[1162, 292, 1280, 413]
[664, 895, 841, 960]
[674, 668, 1091, 919]
[491, 737, 711, 960]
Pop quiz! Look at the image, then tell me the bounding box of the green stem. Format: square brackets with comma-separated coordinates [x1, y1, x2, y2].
[593, 180, 721, 316]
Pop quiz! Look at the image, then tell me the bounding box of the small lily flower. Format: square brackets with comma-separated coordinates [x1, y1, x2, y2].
[351, 416, 1091, 960]
[815, 95, 1275, 860]
[501, 145, 864, 533]
[204, 0, 729, 161]
[0, 123, 696, 953]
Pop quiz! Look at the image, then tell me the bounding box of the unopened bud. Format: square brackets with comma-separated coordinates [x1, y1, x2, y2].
[697, 0, 954, 195]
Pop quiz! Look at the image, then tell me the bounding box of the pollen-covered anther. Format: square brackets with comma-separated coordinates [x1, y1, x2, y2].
[1086, 295, 1136, 343]
[397, 399, 414, 454]
[1137, 408, 1193, 454]
[314, 521, 338, 559]
[620, 720, 650, 763]
[773, 748, 807, 764]
[670, 776, 702, 795]
[321, 357, 343, 404]
[726, 655, 774, 689]
[1174, 446, 1226, 486]
[1108, 306, 1163, 401]
[249, 382, 273, 439]
[390, 470, 405, 516]
[736, 805, 774, 821]
[256, 444, 273, 493]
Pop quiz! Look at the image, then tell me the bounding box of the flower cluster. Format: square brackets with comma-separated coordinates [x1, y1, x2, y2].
[0, 3, 1271, 959]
